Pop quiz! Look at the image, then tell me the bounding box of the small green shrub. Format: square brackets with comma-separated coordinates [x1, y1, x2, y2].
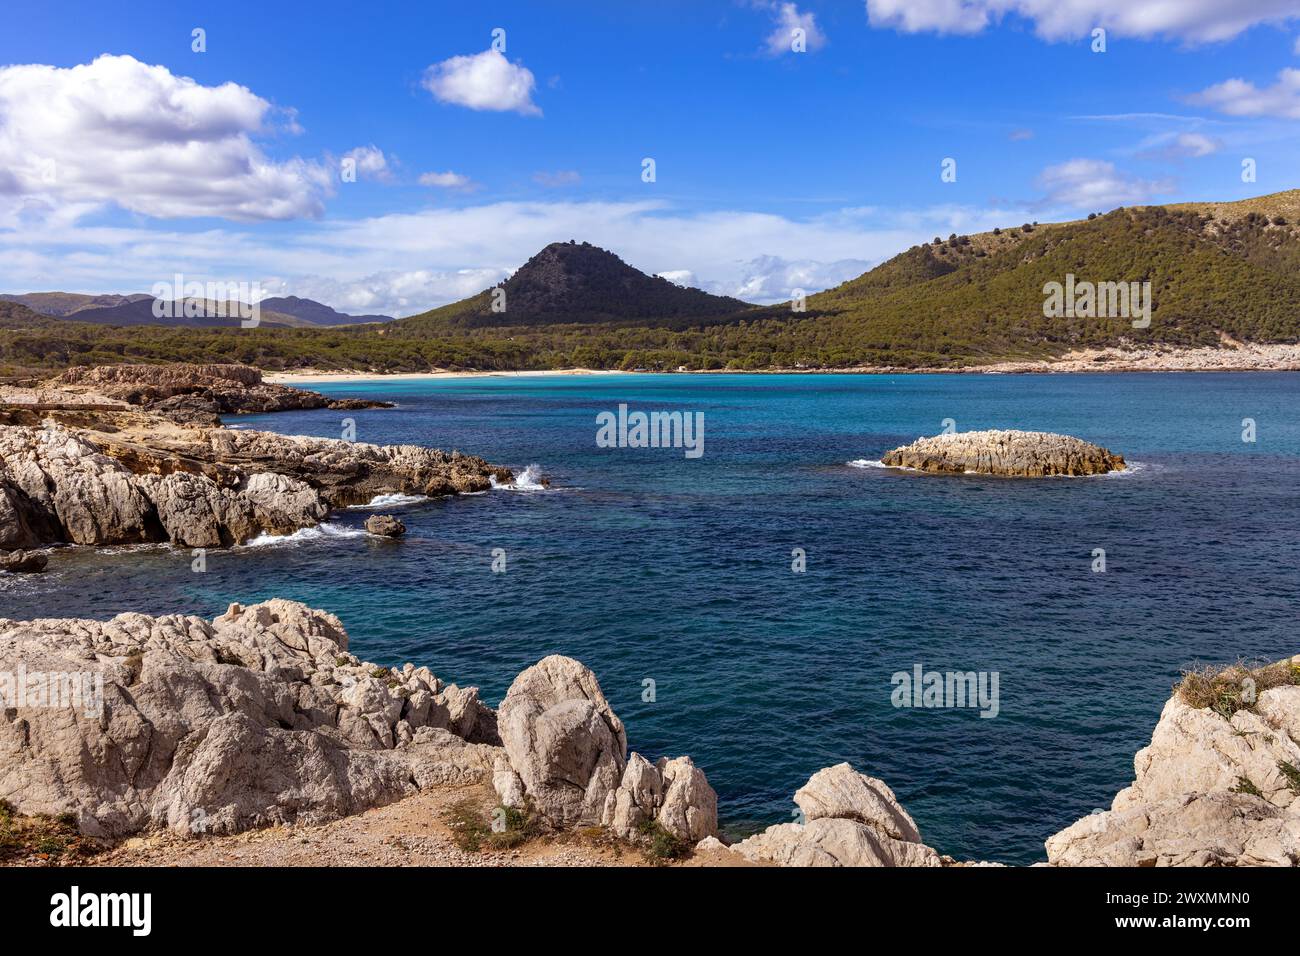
[1231, 777, 1263, 798]
[636, 819, 689, 863]
[444, 799, 537, 852]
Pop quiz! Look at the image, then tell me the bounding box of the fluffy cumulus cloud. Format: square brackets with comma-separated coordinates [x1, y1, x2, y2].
[762, 2, 828, 55]
[1036, 159, 1174, 208]
[865, 0, 1300, 43]
[1189, 68, 1300, 119]
[0, 54, 331, 220]
[422, 50, 541, 115]
[340, 145, 392, 183]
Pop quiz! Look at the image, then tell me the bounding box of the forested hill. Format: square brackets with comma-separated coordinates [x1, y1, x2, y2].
[797, 193, 1300, 364]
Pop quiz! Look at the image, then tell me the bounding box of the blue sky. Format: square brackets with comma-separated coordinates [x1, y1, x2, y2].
[4, 0, 1300, 314]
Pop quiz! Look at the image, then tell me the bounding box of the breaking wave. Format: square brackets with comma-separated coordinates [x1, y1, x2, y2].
[346, 492, 430, 509]
[238, 522, 368, 549]
[491, 463, 549, 492]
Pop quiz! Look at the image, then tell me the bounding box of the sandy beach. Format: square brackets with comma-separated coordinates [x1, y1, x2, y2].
[264, 367, 622, 385]
[264, 343, 1300, 385]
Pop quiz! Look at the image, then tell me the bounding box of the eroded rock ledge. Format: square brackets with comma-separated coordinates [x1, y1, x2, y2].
[881, 429, 1125, 477]
[0, 367, 509, 554]
[45, 363, 392, 424]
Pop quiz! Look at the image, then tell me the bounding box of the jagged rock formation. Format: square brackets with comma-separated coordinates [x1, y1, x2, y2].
[43, 363, 390, 425]
[0, 408, 506, 551]
[881, 429, 1125, 477]
[1046, 657, 1300, 866]
[0, 603, 720, 849]
[494, 655, 719, 842]
[0, 600, 500, 838]
[730, 763, 942, 866]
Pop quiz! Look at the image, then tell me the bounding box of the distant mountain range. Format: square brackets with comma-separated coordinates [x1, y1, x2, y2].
[0, 293, 393, 328]
[4, 189, 1300, 374]
[258, 296, 393, 326]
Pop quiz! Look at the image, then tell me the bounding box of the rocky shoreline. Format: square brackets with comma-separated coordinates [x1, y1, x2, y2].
[3, 362, 1295, 867]
[0, 363, 509, 562]
[1, 598, 1295, 866]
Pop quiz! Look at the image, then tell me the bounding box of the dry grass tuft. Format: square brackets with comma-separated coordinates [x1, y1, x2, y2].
[1175, 658, 1300, 718]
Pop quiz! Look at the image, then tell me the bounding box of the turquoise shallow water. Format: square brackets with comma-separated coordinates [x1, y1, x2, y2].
[4, 371, 1299, 864]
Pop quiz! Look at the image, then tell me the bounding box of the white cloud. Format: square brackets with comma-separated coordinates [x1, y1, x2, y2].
[0, 54, 330, 220]
[533, 170, 582, 187]
[665, 256, 872, 301]
[341, 145, 393, 183]
[762, 2, 828, 55]
[1189, 68, 1300, 119]
[868, 0, 989, 35]
[866, 0, 1300, 44]
[0, 199, 1030, 313]
[422, 50, 541, 115]
[261, 268, 508, 317]
[418, 170, 475, 189]
[1036, 159, 1174, 208]
[657, 269, 698, 287]
[1138, 131, 1222, 159]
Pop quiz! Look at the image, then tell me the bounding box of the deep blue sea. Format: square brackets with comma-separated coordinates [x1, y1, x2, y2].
[4, 372, 1299, 864]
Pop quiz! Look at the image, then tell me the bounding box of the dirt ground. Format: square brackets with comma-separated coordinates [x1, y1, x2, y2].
[76, 784, 753, 868]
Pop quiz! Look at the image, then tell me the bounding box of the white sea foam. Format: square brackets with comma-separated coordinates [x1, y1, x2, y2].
[346, 492, 430, 509]
[238, 522, 367, 549]
[849, 458, 1139, 478]
[491, 463, 549, 492]
[1100, 460, 1147, 479]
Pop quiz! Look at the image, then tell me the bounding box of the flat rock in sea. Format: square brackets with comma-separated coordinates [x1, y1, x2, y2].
[880, 429, 1125, 477]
